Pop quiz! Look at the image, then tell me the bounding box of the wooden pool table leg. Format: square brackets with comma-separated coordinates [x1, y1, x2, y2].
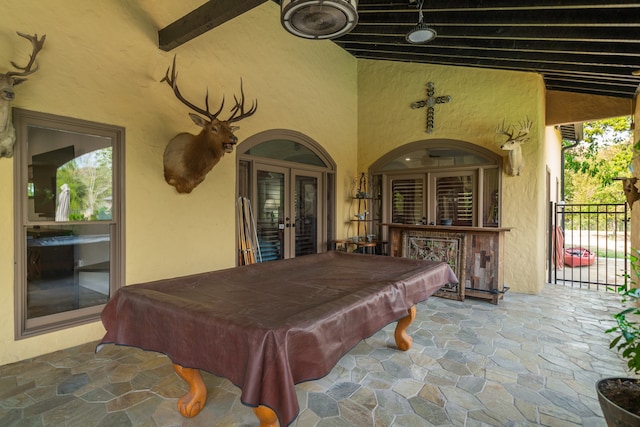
[253, 405, 278, 427]
[394, 305, 417, 351]
[173, 364, 207, 418]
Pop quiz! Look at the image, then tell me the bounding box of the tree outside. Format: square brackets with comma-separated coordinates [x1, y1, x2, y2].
[56, 147, 112, 221]
[564, 116, 633, 204]
[561, 116, 634, 260]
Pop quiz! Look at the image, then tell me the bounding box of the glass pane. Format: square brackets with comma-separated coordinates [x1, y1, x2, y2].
[391, 178, 424, 224]
[27, 126, 113, 222]
[370, 175, 382, 238]
[26, 223, 110, 318]
[247, 140, 326, 167]
[436, 175, 474, 226]
[483, 168, 500, 227]
[381, 147, 493, 171]
[295, 175, 318, 256]
[256, 171, 284, 261]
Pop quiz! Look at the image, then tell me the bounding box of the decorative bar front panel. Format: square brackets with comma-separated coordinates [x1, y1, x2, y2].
[402, 231, 465, 301]
[386, 224, 510, 304]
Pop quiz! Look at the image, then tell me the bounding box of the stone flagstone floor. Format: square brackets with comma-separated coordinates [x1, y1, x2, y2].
[0, 284, 631, 426]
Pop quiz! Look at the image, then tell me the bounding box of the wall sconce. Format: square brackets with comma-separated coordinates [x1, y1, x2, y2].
[281, 0, 358, 40]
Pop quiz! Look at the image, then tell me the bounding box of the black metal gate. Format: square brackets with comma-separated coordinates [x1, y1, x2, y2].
[549, 202, 631, 290]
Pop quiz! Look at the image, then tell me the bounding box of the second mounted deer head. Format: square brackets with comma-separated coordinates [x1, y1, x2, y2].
[0, 32, 46, 158]
[496, 117, 532, 176]
[161, 56, 257, 194]
[619, 177, 639, 210]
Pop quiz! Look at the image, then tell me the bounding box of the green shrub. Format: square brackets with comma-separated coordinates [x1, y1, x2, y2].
[607, 249, 640, 375]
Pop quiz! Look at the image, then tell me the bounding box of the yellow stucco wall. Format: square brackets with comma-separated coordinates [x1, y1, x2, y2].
[0, 1, 357, 365]
[357, 60, 549, 295]
[546, 90, 632, 126]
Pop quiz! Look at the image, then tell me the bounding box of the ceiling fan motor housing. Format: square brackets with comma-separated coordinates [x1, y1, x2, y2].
[281, 0, 358, 39]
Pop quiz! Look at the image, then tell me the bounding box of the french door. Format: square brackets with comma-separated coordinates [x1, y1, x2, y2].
[253, 163, 323, 260]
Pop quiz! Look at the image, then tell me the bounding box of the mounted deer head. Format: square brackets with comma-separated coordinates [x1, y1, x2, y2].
[619, 177, 639, 210]
[496, 117, 532, 176]
[0, 32, 45, 158]
[161, 56, 257, 193]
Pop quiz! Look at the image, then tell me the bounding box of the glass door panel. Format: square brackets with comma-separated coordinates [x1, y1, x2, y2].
[390, 176, 425, 224]
[483, 168, 500, 227]
[253, 165, 323, 260]
[434, 173, 475, 226]
[255, 167, 286, 261]
[293, 171, 321, 257]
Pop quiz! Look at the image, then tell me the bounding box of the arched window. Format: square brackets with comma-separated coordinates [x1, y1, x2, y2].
[237, 130, 335, 262]
[370, 139, 502, 230]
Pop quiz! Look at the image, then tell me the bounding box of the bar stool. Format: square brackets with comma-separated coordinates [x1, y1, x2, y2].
[358, 242, 377, 255]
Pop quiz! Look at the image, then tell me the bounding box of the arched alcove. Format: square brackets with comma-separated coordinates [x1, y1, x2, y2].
[370, 139, 503, 229]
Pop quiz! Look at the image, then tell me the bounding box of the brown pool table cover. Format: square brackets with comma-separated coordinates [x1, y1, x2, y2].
[99, 251, 457, 426]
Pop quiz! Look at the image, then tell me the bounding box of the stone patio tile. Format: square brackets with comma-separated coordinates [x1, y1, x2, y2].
[102, 381, 132, 397]
[105, 390, 155, 412]
[1, 285, 632, 426]
[308, 392, 339, 418]
[41, 397, 106, 426]
[22, 395, 75, 418]
[392, 379, 423, 399]
[95, 411, 133, 427]
[337, 399, 374, 426]
[476, 382, 527, 422]
[326, 381, 360, 400]
[438, 385, 483, 411]
[377, 393, 417, 421]
[125, 394, 164, 426]
[80, 387, 117, 403]
[513, 398, 540, 423]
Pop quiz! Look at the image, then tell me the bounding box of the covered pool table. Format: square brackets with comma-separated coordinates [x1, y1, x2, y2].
[98, 251, 457, 426]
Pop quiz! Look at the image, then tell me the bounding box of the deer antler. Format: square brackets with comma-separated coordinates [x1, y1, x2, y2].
[161, 55, 225, 121]
[227, 79, 258, 123]
[161, 55, 257, 123]
[496, 117, 532, 143]
[5, 32, 46, 78]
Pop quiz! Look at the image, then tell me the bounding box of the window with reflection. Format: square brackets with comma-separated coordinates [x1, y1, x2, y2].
[371, 140, 502, 229]
[13, 108, 124, 337]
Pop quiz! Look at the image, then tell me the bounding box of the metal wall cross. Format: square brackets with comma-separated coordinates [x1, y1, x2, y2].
[411, 82, 452, 133]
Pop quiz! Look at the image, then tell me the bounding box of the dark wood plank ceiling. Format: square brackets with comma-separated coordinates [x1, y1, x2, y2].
[334, 0, 640, 99]
[161, 1, 640, 100]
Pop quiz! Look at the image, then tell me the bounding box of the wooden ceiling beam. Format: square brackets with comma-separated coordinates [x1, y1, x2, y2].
[158, 0, 269, 51]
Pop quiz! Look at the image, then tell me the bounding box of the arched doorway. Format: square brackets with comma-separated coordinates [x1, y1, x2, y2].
[370, 139, 503, 234]
[237, 130, 336, 262]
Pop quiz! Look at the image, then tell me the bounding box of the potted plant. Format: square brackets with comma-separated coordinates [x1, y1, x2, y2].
[596, 248, 640, 425]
